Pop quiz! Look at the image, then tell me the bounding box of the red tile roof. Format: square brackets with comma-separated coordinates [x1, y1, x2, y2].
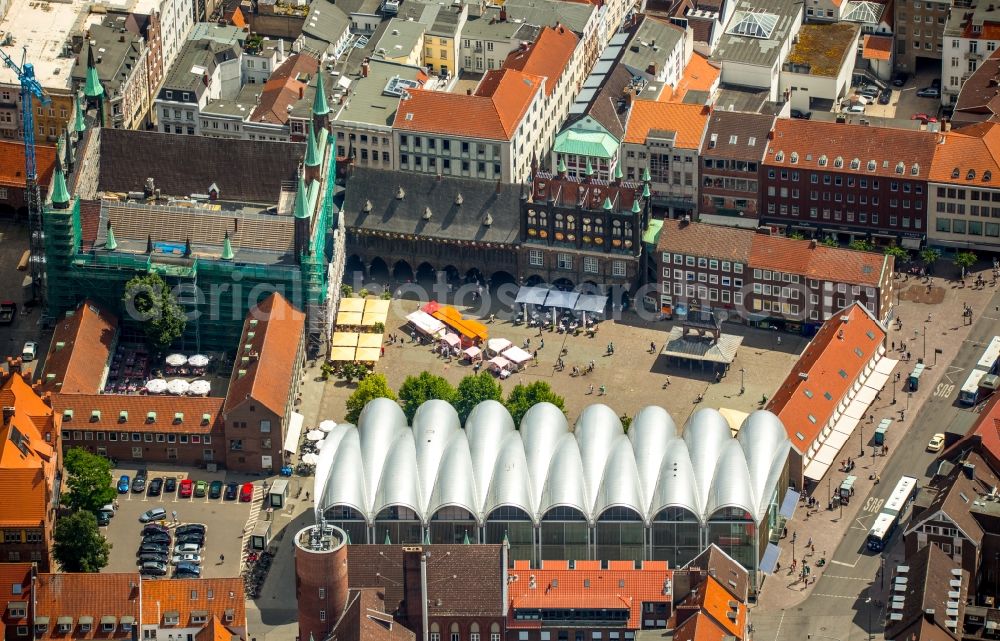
[673, 576, 746, 641]
[530, 172, 643, 212]
[945, 391, 1000, 471]
[52, 395, 224, 434]
[331, 589, 416, 641]
[0, 372, 57, 528]
[750, 234, 889, 287]
[140, 578, 246, 632]
[624, 102, 710, 148]
[656, 218, 753, 263]
[660, 53, 720, 104]
[195, 617, 239, 641]
[250, 53, 320, 125]
[862, 35, 892, 61]
[223, 292, 305, 417]
[502, 26, 578, 97]
[507, 560, 672, 629]
[34, 573, 140, 641]
[765, 119, 938, 179]
[39, 301, 118, 395]
[393, 69, 543, 140]
[672, 611, 731, 641]
[0, 141, 56, 190]
[929, 121, 1000, 184]
[766, 303, 886, 453]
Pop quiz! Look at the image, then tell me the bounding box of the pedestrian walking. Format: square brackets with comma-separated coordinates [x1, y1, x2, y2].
[539, 338, 544, 349]
[588, 384, 594, 395]
[219, 554, 225, 564]
[777, 335, 782, 345]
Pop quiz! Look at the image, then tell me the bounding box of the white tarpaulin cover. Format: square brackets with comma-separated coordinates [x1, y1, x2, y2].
[283, 412, 305, 452]
[501, 345, 533, 364]
[442, 333, 461, 348]
[406, 310, 446, 336]
[515, 286, 550, 305]
[487, 338, 512, 354]
[488, 356, 512, 370]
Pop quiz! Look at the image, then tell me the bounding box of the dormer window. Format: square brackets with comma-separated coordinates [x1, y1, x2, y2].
[63, 409, 73, 422]
[7, 603, 27, 619]
[867, 160, 876, 171]
[952, 167, 960, 178]
[120, 617, 134, 632]
[101, 617, 117, 633]
[790, 152, 799, 164]
[191, 611, 209, 625]
[896, 162, 904, 174]
[968, 169, 976, 180]
[79, 616, 93, 632]
[850, 158, 860, 170]
[834, 156, 843, 168]
[984, 170, 992, 182]
[911, 163, 920, 176]
[163, 612, 180, 626]
[818, 155, 827, 167]
[775, 151, 784, 162]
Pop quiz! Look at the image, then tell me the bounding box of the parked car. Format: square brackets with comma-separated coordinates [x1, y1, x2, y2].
[175, 533, 205, 546]
[194, 480, 208, 498]
[132, 471, 147, 493]
[859, 86, 879, 99]
[208, 480, 224, 499]
[878, 90, 891, 105]
[21, 341, 37, 362]
[790, 109, 811, 119]
[224, 482, 238, 501]
[911, 113, 938, 124]
[171, 553, 202, 566]
[142, 532, 171, 545]
[179, 479, 193, 498]
[174, 562, 201, 577]
[175, 524, 206, 536]
[164, 478, 177, 493]
[174, 542, 202, 554]
[927, 433, 946, 452]
[148, 477, 163, 497]
[846, 103, 865, 113]
[139, 543, 169, 555]
[0, 301, 16, 326]
[916, 86, 940, 98]
[139, 507, 167, 523]
[117, 475, 131, 493]
[140, 561, 168, 577]
[240, 482, 254, 502]
[138, 553, 168, 564]
[143, 523, 169, 535]
[892, 72, 909, 86]
[96, 511, 111, 526]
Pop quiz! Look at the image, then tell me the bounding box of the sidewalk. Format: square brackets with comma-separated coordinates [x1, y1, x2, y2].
[755, 270, 998, 611]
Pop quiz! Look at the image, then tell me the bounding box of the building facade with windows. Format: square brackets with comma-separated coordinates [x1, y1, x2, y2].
[392, 69, 546, 183]
[154, 39, 242, 136]
[698, 111, 773, 221]
[927, 122, 1000, 252]
[893, 0, 948, 75]
[941, 1, 1000, 106]
[621, 102, 709, 219]
[520, 171, 649, 291]
[761, 119, 938, 247]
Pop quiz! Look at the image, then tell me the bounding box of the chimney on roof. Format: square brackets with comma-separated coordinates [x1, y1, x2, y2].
[500, 5, 507, 21]
[809, 239, 817, 249]
[647, 62, 656, 75]
[2, 406, 13, 425]
[925, 609, 935, 622]
[299, 85, 304, 100]
[467, 88, 472, 95]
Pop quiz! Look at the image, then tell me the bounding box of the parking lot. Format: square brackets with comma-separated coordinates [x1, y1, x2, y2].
[102, 467, 263, 579]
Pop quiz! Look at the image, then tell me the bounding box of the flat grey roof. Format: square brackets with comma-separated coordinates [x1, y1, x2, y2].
[331, 59, 426, 127]
[711, 0, 801, 68]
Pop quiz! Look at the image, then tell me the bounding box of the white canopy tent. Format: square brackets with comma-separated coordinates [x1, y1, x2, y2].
[283, 412, 305, 453]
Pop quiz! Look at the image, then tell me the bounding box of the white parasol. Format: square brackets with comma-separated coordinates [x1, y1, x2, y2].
[167, 379, 190, 395]
[318, 420, 338, 432]
[301, 452, 319, 465]
[165, 353, 187, 367]
[188, 380, 211, 396]
[145, 379, 168, 394]
[306, 430, 325, 441]
[187, 354, 210, 367]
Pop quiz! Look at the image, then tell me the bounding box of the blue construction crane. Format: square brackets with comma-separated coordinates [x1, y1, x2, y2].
[0, 46, 51, 303]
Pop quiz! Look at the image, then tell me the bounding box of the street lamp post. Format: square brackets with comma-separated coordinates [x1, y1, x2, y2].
[860, 421, 865, 457]
[740, 367, 746, 395]
[865, 597, 873, 641]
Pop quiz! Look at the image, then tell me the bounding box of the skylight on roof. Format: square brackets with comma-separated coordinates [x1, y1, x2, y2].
[727, 11, 778, 39]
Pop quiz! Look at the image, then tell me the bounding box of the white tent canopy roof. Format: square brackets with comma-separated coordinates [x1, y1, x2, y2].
[314, 400, 791, 526]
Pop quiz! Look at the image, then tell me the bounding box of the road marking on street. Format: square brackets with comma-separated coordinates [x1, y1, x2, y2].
[934, 383, 955, 399]
[830, 558, 860, 568]
[773, 608, 785, 641]
[811, 592, 862, 600]
[821, 575, 873, 581]
[239, 485, 265, 572]
[942, 365, 963, 385]
[862, 497, 884, 514]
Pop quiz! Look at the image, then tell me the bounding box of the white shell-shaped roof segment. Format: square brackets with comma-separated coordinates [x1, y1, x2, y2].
[314, 400, 791, 526]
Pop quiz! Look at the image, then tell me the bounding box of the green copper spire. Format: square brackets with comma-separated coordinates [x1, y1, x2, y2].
[49, 154, 70, 207]
[602, 196, 613, 210]
[72, 94, 86, 133]
[632, 198, 641, 214]
[312, 71, 329, 117]
[304, 121, 320, 167]
[557, 157, 567, 174]
[585, 158, 594, 176]
[294, 174, 311, 219]
[614, 163, 623, 180]
[221, 231, 234, 260]
[642, 182, 651, 198]
[105, 220, 117, 250]
[642, 166, 651, 182]
[83, 44, 105, 99]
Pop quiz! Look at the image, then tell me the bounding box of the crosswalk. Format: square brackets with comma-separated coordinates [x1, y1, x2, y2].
[239, 484, 266, 571]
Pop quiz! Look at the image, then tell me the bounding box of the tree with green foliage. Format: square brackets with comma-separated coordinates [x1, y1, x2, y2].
[920, 248, 941, 274]
[398, 371, 457, 421]
[954, 251, 978, 278]
[821, 236, 839, 248]
[345, 373, 397, 424]
[53, 510, 111, 572]
[62, 447, 116, 513]
[848, 239, 875, 252]
[884, 245, 910, 262]
[341, 284, 353, 298]
[340, 362, 368, 383]
[505, 381, 566, 428]
[380, 289, 393, 300]
[788, 231, 805, 240]
[454, 372, 504, 423]
[122, 273, 186, 351]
